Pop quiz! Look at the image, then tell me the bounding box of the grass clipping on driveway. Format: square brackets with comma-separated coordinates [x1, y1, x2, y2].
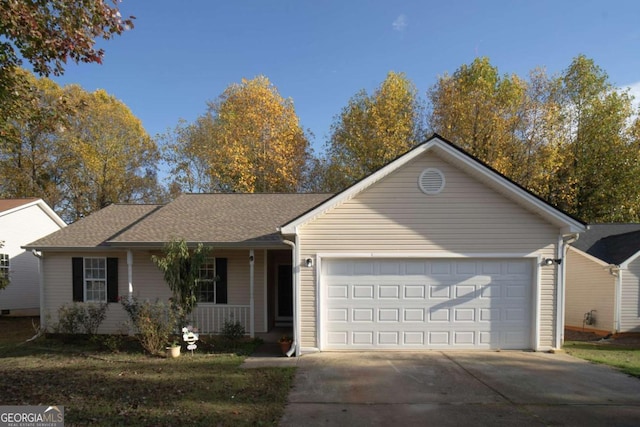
[0, 318, 294, 426]
[564, 339, 640, 378]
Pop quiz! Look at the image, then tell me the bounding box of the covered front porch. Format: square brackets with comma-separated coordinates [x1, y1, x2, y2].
[166, 248, 294, 336]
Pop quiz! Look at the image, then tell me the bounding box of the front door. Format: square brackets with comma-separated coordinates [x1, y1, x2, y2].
[276, 264, 293, 324]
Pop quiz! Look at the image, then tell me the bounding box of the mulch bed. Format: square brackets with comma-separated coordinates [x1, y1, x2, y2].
[565, 328, 640, 347]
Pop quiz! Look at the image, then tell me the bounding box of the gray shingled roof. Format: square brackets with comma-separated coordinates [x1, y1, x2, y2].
[109, 193, 332, 246]
[26, 193, 333, 250]
[25, 204, 162, 249]
[572, 224, 640, 265]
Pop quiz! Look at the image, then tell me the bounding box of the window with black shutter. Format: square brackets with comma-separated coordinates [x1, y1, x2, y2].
[72, 257, 118, 303]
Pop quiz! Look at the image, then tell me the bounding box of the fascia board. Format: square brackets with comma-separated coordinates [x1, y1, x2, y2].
[434, 143, 586, 233]
[620, 250, 640, 269]
[567, 245, 612, 267]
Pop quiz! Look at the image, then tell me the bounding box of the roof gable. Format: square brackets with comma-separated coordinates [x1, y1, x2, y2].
[0, 198, 66, 228]
[572, 224, 640, 266]
[280, 135, 586, 235]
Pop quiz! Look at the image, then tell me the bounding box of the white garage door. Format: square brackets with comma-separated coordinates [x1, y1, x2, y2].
[322, 258, 533, 350]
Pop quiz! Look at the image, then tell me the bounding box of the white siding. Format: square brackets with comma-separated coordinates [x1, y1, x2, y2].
[0, 203, 64, 312]
[620, 258, 640, 332]
[42, 249, 267, 334]
[565, 248, 616, 333]
[298, 151, 560, 350]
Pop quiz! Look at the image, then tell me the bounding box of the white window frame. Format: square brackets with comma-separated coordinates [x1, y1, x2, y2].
[84, 257, 107, 303]
[196, 258, 218, 304]
[0, 254, 8, 279]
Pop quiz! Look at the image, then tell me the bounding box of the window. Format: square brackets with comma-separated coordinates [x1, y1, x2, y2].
[196, 258, 227, 304]
[84, 258, 106, 303]
[72, 257, 118, 303]
[0, 254, 8, 280]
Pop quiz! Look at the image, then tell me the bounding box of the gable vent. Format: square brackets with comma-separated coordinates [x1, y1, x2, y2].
[418, 168, 445, 195]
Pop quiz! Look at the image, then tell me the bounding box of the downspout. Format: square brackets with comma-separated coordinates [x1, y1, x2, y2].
[556, 233, 579, 349]
[614, 267, 622, 333]
[282, 237, 297, 357]
[249, 249, 255, 338]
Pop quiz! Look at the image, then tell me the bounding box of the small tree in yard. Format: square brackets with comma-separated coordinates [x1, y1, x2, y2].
[151, 239, 210, 325]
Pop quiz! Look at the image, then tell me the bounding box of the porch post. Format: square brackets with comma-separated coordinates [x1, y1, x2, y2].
[249, 249, 255, 338]
[127, 250, 133, 297]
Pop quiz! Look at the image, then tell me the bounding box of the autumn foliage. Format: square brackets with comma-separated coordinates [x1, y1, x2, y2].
[165, 76, 310, 193]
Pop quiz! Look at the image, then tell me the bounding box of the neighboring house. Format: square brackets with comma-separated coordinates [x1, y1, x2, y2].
[25, 135, 586, 353]
[0, 198, 66, 316]
[566, 224, 640, 334]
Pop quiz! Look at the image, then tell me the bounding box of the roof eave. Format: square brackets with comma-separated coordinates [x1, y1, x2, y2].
[620, 250, 640, 269]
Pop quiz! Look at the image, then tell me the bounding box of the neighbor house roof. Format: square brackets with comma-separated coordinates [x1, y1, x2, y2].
[572, 224, 640, 265]
[0, 198, 39, 213]
[0, 198, 67, 228]
[25, 193, 333, 250]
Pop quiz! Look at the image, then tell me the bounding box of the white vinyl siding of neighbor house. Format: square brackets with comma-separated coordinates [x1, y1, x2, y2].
[620, 259, 640, 332]
[297, 151, 560, 350]
[42, 249, 267, 334]
[565, 248, 616, 333]
[0, 203, 64, 313]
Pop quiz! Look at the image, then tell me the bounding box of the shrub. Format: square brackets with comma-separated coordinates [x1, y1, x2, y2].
[121, 296, 177, 356]
[55, 302, 108, 335]
[221, 319, 245, 342]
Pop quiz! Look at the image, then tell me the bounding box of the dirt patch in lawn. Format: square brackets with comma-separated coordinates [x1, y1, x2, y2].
[565, 328, 640, 348]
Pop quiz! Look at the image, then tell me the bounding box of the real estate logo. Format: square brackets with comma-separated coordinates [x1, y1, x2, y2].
[0, 405, 64, 427]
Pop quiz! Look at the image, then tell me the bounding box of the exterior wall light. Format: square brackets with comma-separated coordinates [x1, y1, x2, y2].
[543, 258, 562, 266]
[305, 258, 314, 268]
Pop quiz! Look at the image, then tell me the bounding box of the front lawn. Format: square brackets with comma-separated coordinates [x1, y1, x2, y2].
[564, 340, 640, 378]
[0, 317, 294, 426]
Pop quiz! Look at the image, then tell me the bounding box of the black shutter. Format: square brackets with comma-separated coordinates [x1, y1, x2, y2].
[72, 257, 84, 302]
[107, 258, 118, 303]
[215, 258, 227, 304]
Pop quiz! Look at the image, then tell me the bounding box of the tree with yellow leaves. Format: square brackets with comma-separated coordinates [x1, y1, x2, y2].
[165, 76, 310, 193]
[319, 72, 425, 191]
[427, 55, 640, 222]
[57, 86, 161, 220]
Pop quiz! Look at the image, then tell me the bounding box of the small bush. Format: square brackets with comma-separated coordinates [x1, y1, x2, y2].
[121, 296, 177, 356]
[55, 302, 108, 335]
[221, 319, 245, 342]
[91, 334, 125, 353]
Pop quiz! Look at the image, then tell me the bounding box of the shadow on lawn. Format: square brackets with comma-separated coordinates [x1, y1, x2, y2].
[0, 317, 291, 426]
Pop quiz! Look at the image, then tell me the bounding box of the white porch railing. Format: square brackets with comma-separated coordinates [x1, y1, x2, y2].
[189, 304, 250, 334]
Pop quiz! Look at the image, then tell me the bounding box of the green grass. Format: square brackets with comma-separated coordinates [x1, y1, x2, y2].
[564, 341, 640, 378]
[0, 317, 295, 426]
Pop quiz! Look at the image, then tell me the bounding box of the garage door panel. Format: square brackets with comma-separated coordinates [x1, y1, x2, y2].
[379, 285, 400, 299]
[404, 285, 426, 299]
[327, 308, 348, 322]
[430, 285, 451, 299]
[328, 285, 348, 299]
[454, 308, 475, 322]
[404, 308, 425, 322]
[378, 308, 400, 322]
[323, 259, 533, 350]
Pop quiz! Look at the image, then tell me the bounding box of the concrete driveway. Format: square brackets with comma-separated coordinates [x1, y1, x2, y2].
[279, 351, 640, 426]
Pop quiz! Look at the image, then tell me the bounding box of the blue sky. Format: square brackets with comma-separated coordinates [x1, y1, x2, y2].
[51, 1, 640, 155]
